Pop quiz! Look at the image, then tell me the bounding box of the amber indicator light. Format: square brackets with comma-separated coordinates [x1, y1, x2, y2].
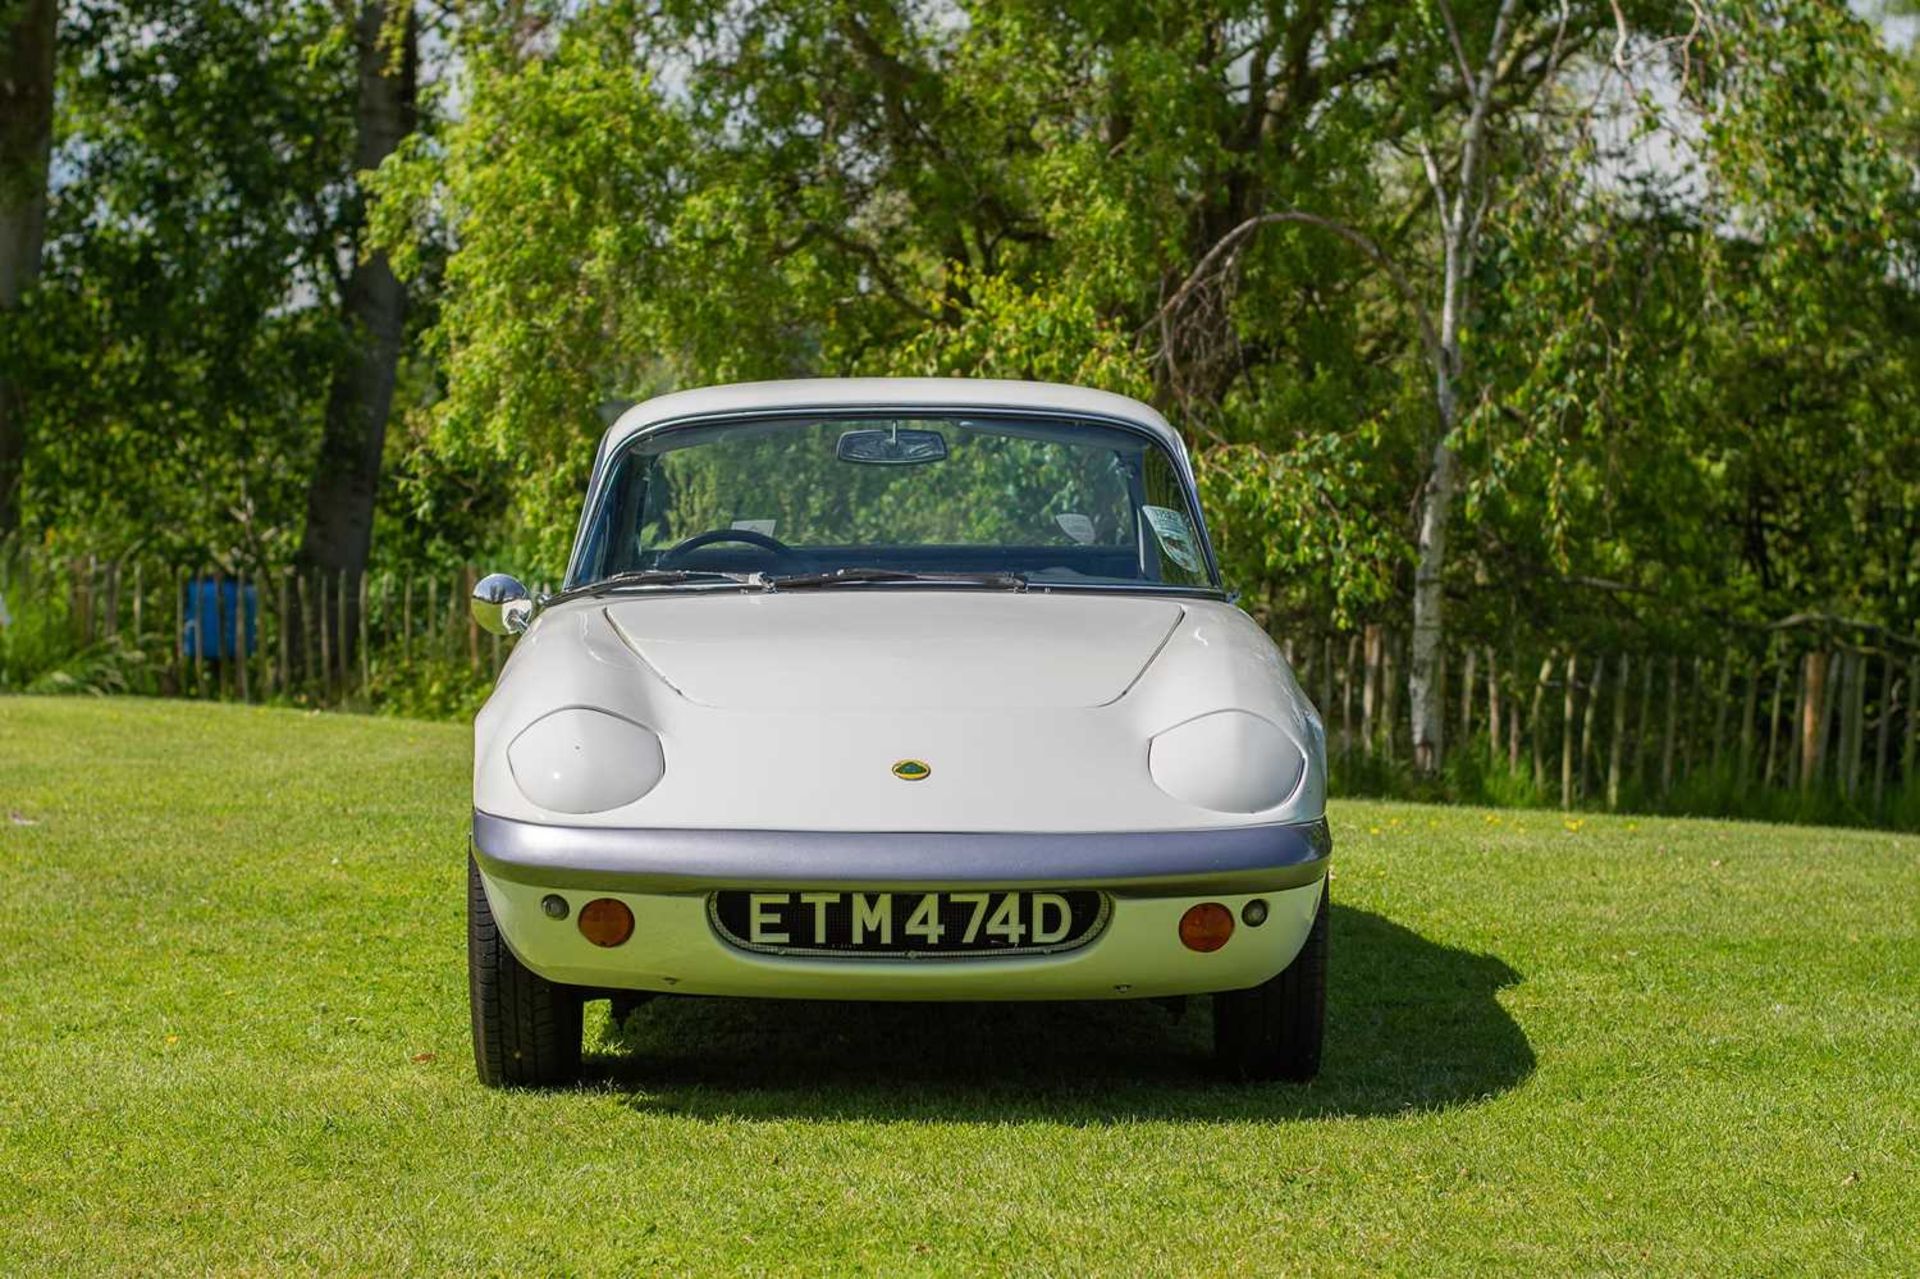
[1178, 902, 1234, 953]
[578, 898, 635, 947]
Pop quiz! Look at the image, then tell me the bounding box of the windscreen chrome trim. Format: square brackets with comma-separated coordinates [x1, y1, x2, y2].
[563, 405, 1222, 592]
[550, 580, 1230, 605]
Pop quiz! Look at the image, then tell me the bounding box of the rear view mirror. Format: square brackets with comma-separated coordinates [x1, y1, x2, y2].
[472, 573, 532, 636]
[836, 427, 948, 466]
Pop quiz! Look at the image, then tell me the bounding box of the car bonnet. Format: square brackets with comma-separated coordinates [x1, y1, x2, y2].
[600, 591, 1185, 711]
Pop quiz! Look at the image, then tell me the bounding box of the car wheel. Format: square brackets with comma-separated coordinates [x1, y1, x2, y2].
[469, 855, 583, 1088]
[1213, 879, 1328, 1082]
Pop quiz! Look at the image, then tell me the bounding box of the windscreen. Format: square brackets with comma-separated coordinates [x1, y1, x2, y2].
[573, 413, 1216, 590]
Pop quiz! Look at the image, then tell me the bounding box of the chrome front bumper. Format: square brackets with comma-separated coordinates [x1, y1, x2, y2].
[469, 811, 1332, 896]
[470, 812, 1332, 999]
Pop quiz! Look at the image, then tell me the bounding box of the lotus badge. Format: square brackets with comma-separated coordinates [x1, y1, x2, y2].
[891, 759, 931, 782]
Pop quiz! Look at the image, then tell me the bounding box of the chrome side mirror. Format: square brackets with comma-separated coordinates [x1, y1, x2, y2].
[471, 573, 533, 636]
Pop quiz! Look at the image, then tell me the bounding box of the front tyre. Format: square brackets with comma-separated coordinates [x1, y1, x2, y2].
[1213, 880, 1328, 1082]
[469, 856, 583, 1088]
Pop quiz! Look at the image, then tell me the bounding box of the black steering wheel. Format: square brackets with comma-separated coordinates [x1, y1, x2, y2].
[658, 527, 800, 567]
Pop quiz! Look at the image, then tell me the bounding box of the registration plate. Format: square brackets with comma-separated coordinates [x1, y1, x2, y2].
[709, 889, 1108, 958]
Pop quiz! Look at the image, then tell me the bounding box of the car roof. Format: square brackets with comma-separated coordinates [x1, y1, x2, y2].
[597, 377, 1185, 461]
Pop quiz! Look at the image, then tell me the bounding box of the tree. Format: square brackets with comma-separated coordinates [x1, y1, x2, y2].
[381, 0, 1913, 693]
[1402, 0, 1523, 774]
[1152, 0, 1607, 771]
[0, 0, 55, 537]
[296, 1, 418, 593]
[11, 0, 357, 567]
[375, 1, 1426, 574]
[1443, 0, 1917, 659]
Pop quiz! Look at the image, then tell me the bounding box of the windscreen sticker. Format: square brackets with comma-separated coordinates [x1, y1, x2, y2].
[731, 519, 776, 536]
[1143, 505, 1202, 572]
[1055, 513, 1096, 545]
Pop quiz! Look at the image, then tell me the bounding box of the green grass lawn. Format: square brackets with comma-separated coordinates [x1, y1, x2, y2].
[1, 697, 1916, 1275]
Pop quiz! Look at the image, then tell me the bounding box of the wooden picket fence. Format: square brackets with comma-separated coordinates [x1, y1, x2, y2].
[0, 549, 553, 703]
[6, 547, 1916, 822]
[1279, 625, 1918, 819]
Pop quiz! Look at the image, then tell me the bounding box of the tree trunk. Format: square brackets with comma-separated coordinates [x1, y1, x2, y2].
[1408, 428, 1453, 773]
[0, 0, 57, 537]
[295, 3, 418, 595]
[1407, 0, 1521, 776]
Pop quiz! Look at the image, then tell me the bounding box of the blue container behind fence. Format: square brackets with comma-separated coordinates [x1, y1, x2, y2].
[182, 578, 258, 660]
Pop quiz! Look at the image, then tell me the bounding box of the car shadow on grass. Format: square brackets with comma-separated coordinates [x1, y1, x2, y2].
[586, 905, 1533, 1121]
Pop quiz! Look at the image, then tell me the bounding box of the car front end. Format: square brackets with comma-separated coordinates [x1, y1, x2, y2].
[465, 379, 1332, 1086]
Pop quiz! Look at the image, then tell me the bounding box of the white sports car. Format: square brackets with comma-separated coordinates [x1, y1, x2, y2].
[467, 378, 1331, 1086]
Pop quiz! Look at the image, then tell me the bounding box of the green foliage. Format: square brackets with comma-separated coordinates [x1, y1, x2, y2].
[369, 0, 1920, 655]
[6, 0, 359, 567]
[1440, 3, 1920, 652]
[364, 653, 494, 722]
[20, 636, 155, 697]
[367, 1, 1452, 582]
[368, 10, 694, 577]
[874, 269, 1154, 395]
[0, 568, 71, 692]
[1197, 434, 1405, 625]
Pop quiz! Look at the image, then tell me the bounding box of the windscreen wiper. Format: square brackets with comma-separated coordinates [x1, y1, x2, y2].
[547, 568, 758, 605]
[761, 567, 1028, 592]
